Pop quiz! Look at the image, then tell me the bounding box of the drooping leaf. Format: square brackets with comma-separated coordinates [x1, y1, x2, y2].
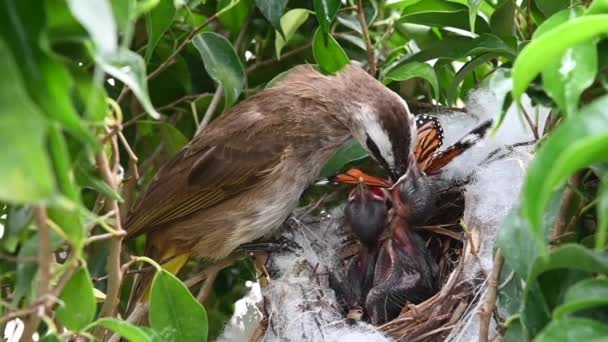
[534, 318, 608, 342]
[553, 278, 608, 319]
[314, 0, 340, 35]
[535, 0, 570, 18]
[144, 0, 176, 62]
[384, 61, 439, 99]
[521, 95, 608, 238]
[67, 0, 117, 55]
[467, 0, 483, 33]
[490, 0, 516, 37]
[193, 32, 245, 109]
[218, 0, 252, 32]
[275, 9, 310, 59]
[535, 7, 597, 117]
[96, 48, 161, 119]
[399, 0, 490, 34]
[87, 318, 152, 342]
[150, 270, 208, 342]
[0, 37, 54, 203]
[312, 28, 350, 74]
[56, 267, 96, 331]
[320, 140, 368, 178]
[587, 0, 608, 15]
[512, 15, 608, 101]
[255, 0, 288, 33]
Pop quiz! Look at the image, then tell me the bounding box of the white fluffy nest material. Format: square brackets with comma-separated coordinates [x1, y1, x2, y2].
[218, 88, 549, 342]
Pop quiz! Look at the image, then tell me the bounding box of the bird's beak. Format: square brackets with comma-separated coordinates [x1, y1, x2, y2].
[389, 154, 417, 190]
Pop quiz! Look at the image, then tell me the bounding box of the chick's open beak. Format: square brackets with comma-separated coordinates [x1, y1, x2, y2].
[389, 154, 417, 190]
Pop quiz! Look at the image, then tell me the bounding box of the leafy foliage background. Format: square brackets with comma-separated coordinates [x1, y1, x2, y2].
[0, 0, 608, 341]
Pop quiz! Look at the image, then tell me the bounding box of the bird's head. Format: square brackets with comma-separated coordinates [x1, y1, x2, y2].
[345, 182, 389, 246]
[338, 66, 418, 183]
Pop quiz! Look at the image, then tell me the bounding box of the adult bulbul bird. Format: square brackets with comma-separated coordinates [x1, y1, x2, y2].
[124, 64, 417, 295]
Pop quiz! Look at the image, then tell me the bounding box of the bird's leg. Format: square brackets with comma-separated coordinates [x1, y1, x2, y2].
[237, 236, 302, 254]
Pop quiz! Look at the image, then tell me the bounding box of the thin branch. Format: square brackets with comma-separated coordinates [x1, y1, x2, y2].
[196, 268, 220, 303]
[21, 207, 53, 342]
[116, 15, 219, 104]
[518, 103, 539, 140]
[118, 131, 140, 222]
[553, 172, 584, 240]
[479, 249, 504, 342]
[95, 151, 126, 333]
[197, 86, 223, 134]
[246, 43, 312, 73]
[356, 0, 377, 77]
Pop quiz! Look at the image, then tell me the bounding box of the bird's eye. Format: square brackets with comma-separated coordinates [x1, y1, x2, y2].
[365, 134, 389, 170]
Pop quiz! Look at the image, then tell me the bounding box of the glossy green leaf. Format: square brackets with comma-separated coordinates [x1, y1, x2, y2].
[275, 9, 310, 59]
[498, 210, 542, 277]
[528, 244, 608, 283]
[534, 318, 608, 342]
[535, 0, 570, 18]
[56, 267, 96, 331]
[521, 95, 608, 238]
[400, 0, 490, 33]
[87, 318, 152, 342]
[535, 7, 597, 117]
[67, 0, 117, 55]
[96, 48, 161, 119]
[218, 0, 252, 32]
[0, 1, 96, 146]
[467, 0, 483, 33]
[313, 28, 350, 74]
[193, 32, 245, 109]
[6, 205, 32, 237]
[587, 0, 608, 15]
[150, 270, 208, 342]
[144, 0, 176, 62]
[255, 0, 288, 33]
[314, 0, 340, 35]
[448, 52, 501, 105]
[512, 15, 608, 101]
[320, 140, 368, 178]
[490, 0, 516, 37]
[0, 38, 54, 203]
[553, 279, 608, 319]
[597, 177, 608, 250]
[384, 62, 439, 99]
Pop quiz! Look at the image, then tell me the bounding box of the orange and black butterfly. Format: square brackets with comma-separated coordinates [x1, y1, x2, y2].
[334, 115, 493, 186]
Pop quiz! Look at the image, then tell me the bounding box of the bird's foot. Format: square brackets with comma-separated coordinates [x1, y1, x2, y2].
[237, 236, 302, 255]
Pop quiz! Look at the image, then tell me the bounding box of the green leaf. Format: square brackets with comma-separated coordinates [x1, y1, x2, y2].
[47, 124, 84, 244]
[40, 334, 62, 342]
[320, 140, 368, 178]
[597, 177, 608, 250]
[150, 270, 208, 342]
[512, 15, 608, 101]
[313, 28, 350, 74]
[193, 32, 245, 109]
[534, 318, 608, 342]
[384, 62, 439, 99]
[587, 0, 608, 15]
[528, 244, 608, 283]
[553, 279, 608, 319]
[6, 205, 32, 237]
[400, 0, 490, 33]
[275, 9, 310, 59]
[535, 0, 570, 18]
[448, 52, 501, 105]
[67, 0, 118, 55]
[87, 318, 152, 342]
[490, 0, 516, 37]
[498, 210, 542, 277]
[144, 0, 176, 62]
[535, 7, 597, 117]
[314, 0, 340, 35]
[467, 0, 483, 33]
[218, 0, 252, 32]
[56, 267, 96, 331]
[96, 48, 161, 119]
[255, 0, 288, 33]
[521, 95, 608, 239]
[0, 37, 55, 203]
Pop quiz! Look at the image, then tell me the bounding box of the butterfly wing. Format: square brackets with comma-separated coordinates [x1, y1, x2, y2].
[414, 114, 444, 171]
[424, 119, 493, 174]
[334, 168, 392, 187]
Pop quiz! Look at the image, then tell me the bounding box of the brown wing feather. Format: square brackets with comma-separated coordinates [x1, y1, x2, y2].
[124, 130, 284, 239]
